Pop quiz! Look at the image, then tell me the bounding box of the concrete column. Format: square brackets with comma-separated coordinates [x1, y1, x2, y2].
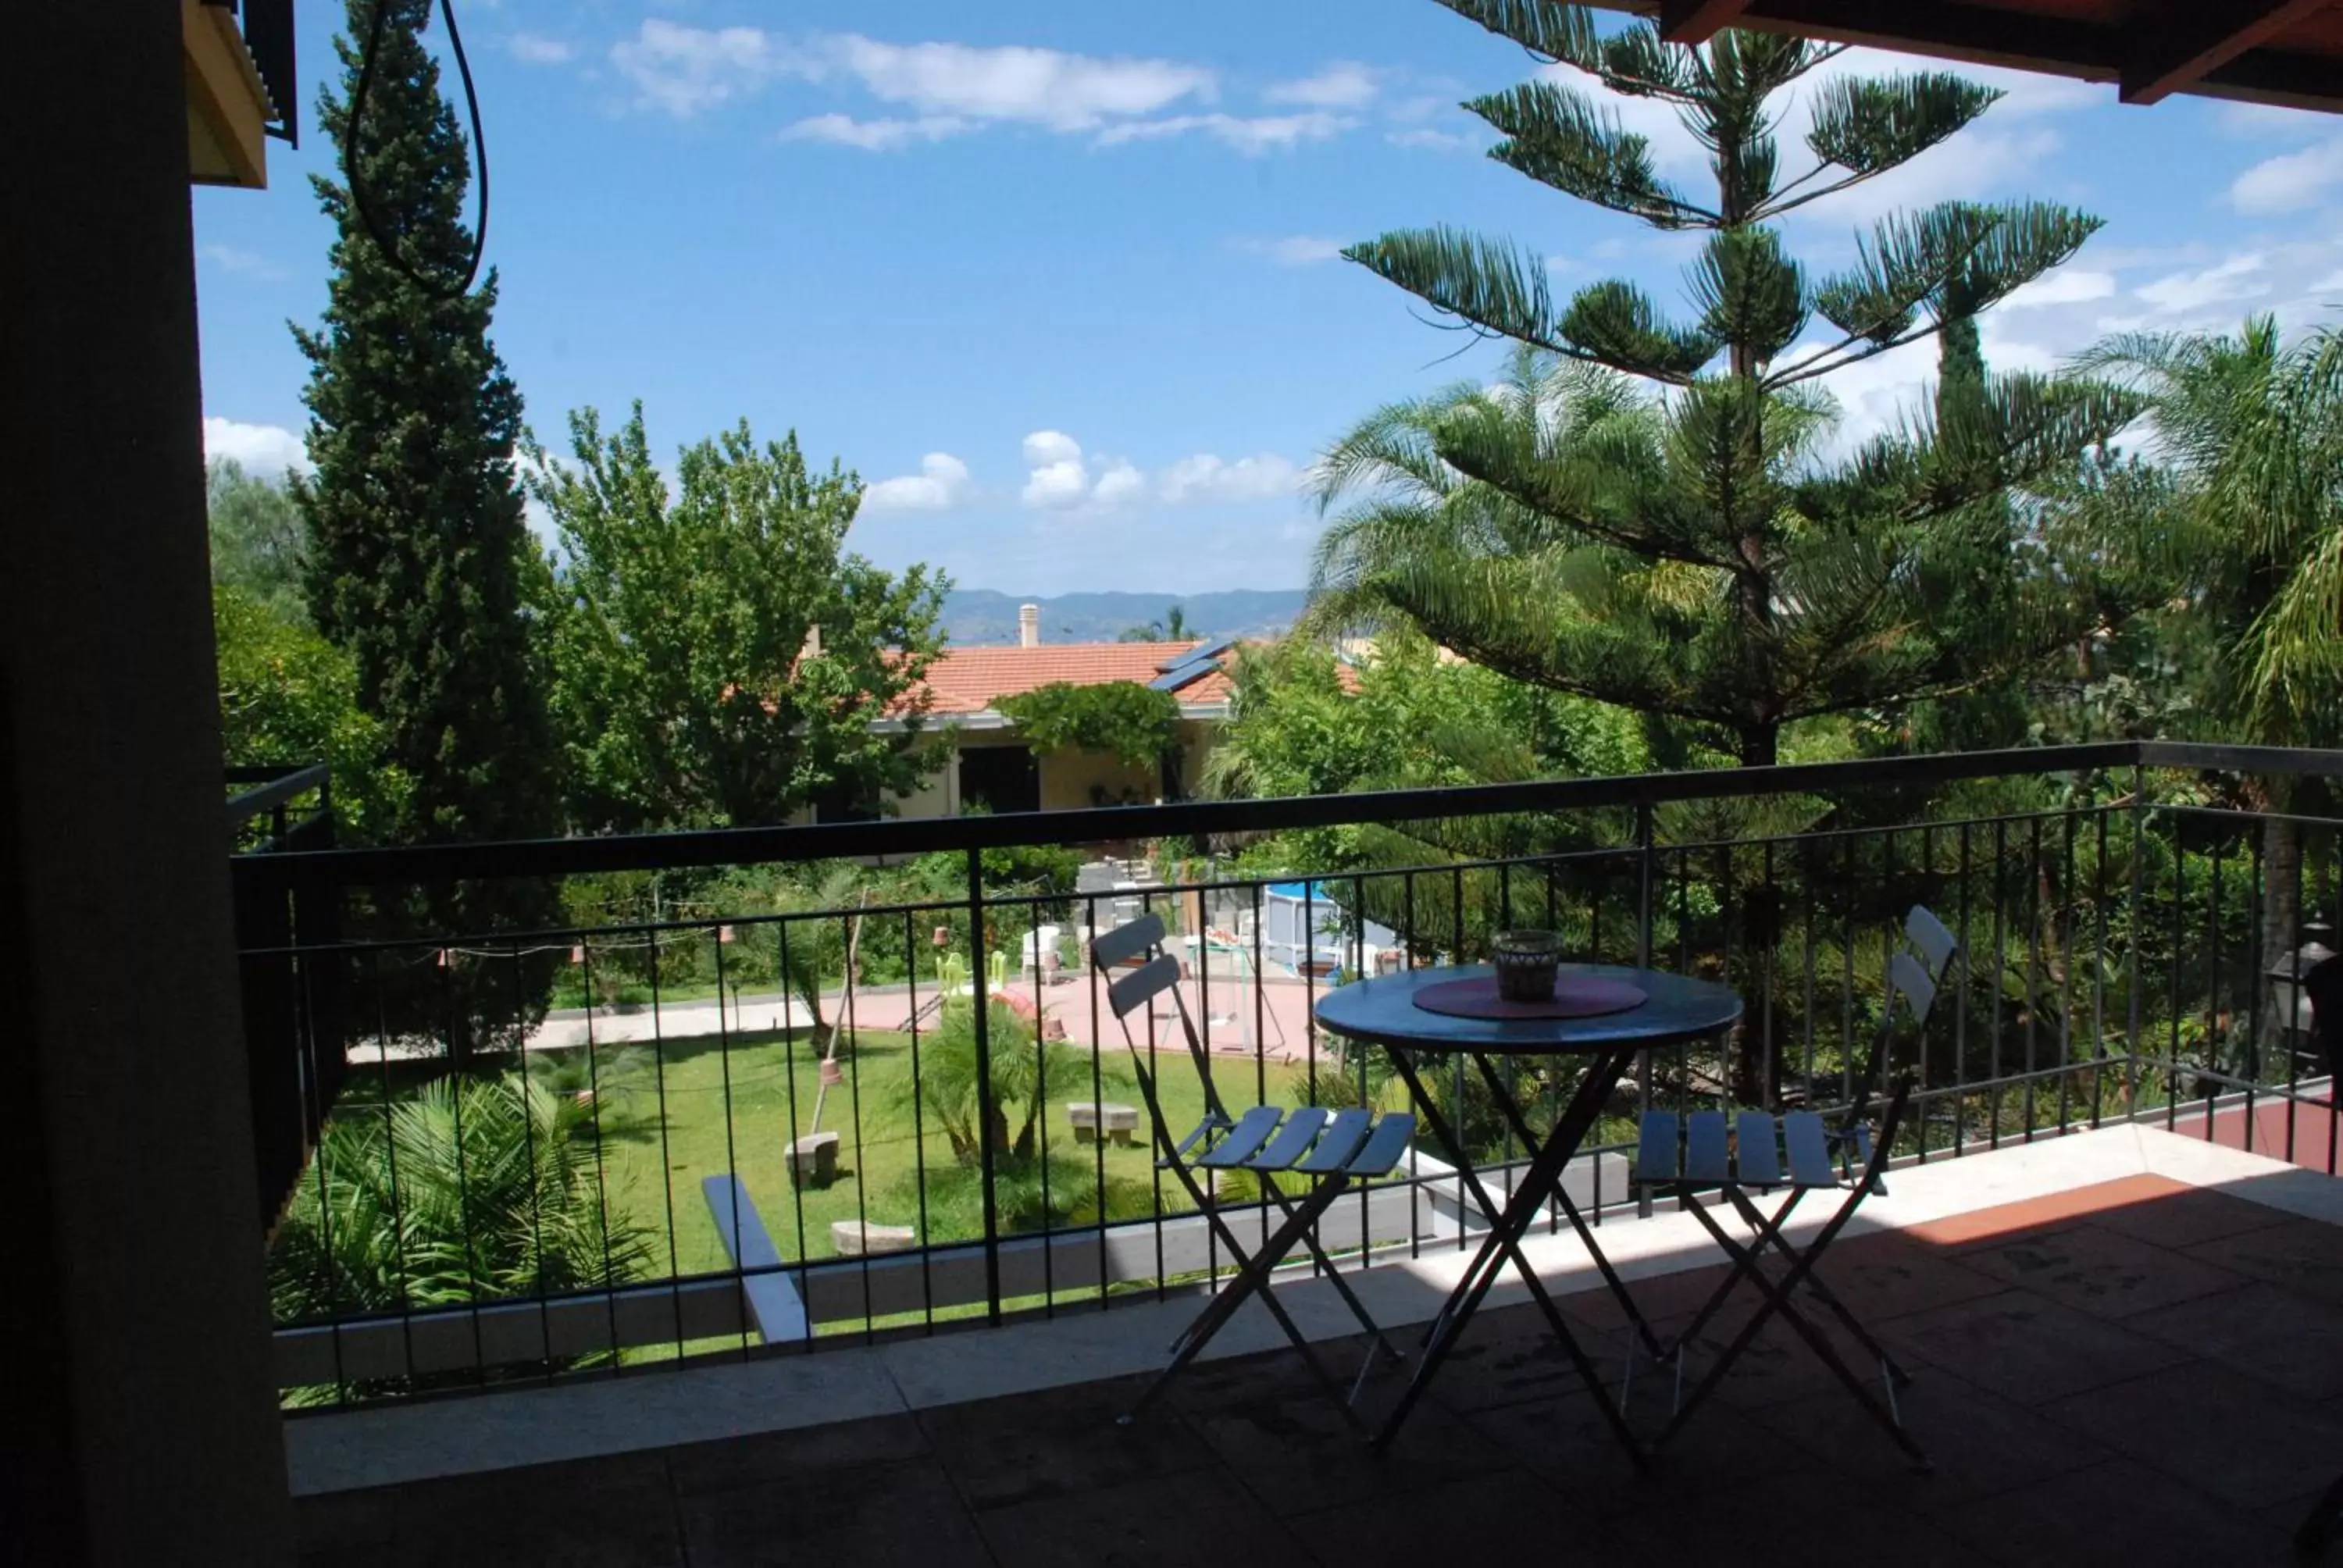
[0, 5, 292, 1563]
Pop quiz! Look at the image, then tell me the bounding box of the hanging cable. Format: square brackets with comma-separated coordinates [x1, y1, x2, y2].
[346, 0, 491, 300]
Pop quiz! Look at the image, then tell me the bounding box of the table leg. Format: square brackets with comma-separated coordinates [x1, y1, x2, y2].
[1370, 1045, 1646, 1466]
[1469, 1051, 1665, 1360]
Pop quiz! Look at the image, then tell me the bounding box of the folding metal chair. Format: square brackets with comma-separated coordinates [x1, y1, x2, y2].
[1091, 914, 1414, 1428]
[1628, 905, 1959, 1470]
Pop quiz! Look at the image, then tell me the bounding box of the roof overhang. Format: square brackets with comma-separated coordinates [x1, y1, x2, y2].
[1589, 2, 2343, 115]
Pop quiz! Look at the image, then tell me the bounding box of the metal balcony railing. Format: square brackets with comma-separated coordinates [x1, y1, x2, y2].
[228, 739, 2343, 1409]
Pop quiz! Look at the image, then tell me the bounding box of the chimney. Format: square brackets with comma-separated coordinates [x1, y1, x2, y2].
[1018, 603, 1040, 648]
[801, 624, 822, 660]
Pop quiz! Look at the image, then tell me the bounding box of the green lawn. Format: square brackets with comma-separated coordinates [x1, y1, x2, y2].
[522, 1027, 1256, 1280]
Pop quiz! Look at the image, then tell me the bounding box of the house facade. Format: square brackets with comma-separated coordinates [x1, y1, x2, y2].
[877, 605, 1237, 820]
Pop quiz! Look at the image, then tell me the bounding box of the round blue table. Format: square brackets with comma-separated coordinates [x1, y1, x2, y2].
[1314, 962, 1744, 1457]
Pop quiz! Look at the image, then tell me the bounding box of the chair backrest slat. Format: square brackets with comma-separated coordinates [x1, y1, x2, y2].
[1887, 951, 1937, 1027]
[1107, 953, 1181, 1021]
[1092, 913, 1165, 970]
[1906, 905, 1959, 981]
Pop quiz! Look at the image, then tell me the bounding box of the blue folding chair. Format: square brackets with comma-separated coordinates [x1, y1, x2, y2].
[1093, 914, 1415, 1428]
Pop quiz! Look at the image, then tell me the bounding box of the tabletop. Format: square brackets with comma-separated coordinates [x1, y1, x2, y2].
[1312, 963, 1744, 1056]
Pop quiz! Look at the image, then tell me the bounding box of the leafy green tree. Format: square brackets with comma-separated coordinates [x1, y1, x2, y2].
[207, 458, 308, 623]
[1324, 4, 2145, 767]
[530, 403, 950, 832]
[269, 1074, 654, 1399]
[214, 586, 410, 842]
[293, 0, 560, 857]
[997, 680, 1184, 794]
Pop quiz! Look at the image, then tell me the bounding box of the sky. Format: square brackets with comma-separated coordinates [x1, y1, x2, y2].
[194, 0, 2343, 597]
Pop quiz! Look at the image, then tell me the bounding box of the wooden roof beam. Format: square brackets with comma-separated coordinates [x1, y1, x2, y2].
[2122, 0, 2334, 105]
[1660, 0, 1753, 45]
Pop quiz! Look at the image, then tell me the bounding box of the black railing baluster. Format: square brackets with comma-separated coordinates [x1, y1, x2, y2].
[966, 848, 1004, 1326]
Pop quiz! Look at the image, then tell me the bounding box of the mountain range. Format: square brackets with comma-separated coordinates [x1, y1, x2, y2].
[940, 589, 1310, 646]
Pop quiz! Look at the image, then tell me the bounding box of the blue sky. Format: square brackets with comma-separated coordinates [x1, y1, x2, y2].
[195, 0, 2343, 596]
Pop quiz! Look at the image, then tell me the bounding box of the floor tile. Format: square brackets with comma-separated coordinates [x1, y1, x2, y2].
[1609, 1472, 1975, 1568]
[2036, 1360, 2343, 1510]
[384, 1453, 685, 1566]
[679, 1456, 992, 1568]
[975, 1466, 1299, 1567]
[1285, 1469, 1627, 1568]
[1954, 1221, 2248, 1319]
[2127, 1279, 2343, 1401]
[1880, 1288, 2192, 1406]
[2184, 1217, 2343, 1306]
[665, 1412, 929, 1498]
[1933, 1456, 2298, 1568]
[1903, 1174, 2189, 1248]
[2087, 1184, 2298, 1249]
[1187, 1367, 1503, 1517]
[1752, 1370, 2107, 1509]
[1804, 1230, 2011, 1321]
[918, 1375, 1212, 1510]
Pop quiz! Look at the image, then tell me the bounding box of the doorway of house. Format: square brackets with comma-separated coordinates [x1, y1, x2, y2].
[960, 745, 1041, 815]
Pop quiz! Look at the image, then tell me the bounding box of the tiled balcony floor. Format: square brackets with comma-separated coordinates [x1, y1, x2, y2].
[296, 1162, 2343, 1566]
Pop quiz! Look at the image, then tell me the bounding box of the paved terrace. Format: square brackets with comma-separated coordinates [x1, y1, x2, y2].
[292, 1126, 2343, 1566]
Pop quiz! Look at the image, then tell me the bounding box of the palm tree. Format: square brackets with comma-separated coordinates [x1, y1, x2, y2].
[1325, 4, 2144, 767]
[1119, 604, 1193, 643]
[269, 1074, 655, 1397]
[2080, 316, 2343, 1019]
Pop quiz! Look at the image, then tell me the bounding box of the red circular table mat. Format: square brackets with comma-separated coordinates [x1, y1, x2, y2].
[1411, 975, 1648, 1021]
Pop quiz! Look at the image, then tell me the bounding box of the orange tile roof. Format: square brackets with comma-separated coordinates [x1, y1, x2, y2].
[904, 641, 1217, 717]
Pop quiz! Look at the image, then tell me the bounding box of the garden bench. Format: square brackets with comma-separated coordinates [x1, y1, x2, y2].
[1067, 1100, 1140, 1146]
[831, 1220, 917, 1256]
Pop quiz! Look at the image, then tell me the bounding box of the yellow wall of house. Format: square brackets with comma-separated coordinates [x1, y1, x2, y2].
[1040, 749, 1156, 811]
[884, 720, 1221, 819]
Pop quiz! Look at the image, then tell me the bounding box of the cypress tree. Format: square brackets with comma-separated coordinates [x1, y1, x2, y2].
[294, 0, 558, 1047]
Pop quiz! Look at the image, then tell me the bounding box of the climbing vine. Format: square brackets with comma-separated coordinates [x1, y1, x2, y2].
[997, 681, 1182, 769]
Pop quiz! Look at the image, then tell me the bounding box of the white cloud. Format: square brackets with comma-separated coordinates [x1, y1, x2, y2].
[1267, 62, 1381, 109]
[203, 418, 309, 476]
[198, 244, 287, 280]
[1236, 235, 1346, 266]
[2000, 269, 2117, 310]
[835, 36, 1211, 130]
[1095, 111, 1350, 154]
[861, 453, 971, 513]
[612, 20, 804, 117]
[1387, 126, 1479, 152]
[2233, 135, 2343, 214]
[2220, 101, 2332, 139]
[1157, 452, 1302, 504]
[2137, 252, 2271, 314]
[508, 32, 574, 66]
[1090, 460, 1147, 507]
[1012, 432, 1300, 511]
[1021, 430, 1091, 508]
[785, 112, 967, 150]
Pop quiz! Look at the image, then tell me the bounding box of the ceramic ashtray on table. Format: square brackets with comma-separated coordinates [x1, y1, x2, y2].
[1489, 929, 1562, 1002]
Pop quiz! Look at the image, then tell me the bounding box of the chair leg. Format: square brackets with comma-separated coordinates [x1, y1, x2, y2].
[1663, 1185, 1930, 1471]
[1731, 1194, 1916, 1389]
[1257, 1174, 1403, 1364]
[1122, 1171, 1364, 1431]
[1664, 1187, 1806, 1361]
